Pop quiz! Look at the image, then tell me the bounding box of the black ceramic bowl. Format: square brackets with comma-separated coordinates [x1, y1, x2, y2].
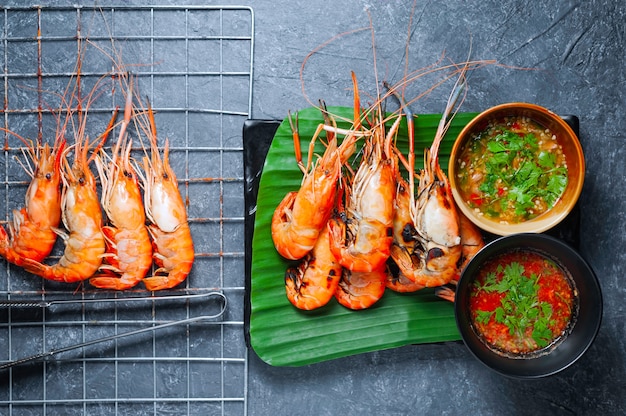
[455, 233, 602, 378]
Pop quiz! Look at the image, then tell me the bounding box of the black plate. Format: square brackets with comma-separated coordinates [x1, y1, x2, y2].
[243, 119, 280, 347]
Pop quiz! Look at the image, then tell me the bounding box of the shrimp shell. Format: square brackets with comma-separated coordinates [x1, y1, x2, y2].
[22, 136, 106, 283]
[90, 95, 152, 290]
[284, 225, 342, 310]
[0, 139, 65, 266]
[334, 266, 387, 310]
[139, 105, 194, 291]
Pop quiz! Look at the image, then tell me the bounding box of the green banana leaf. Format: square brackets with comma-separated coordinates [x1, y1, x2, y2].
[249, 106, 478, 367]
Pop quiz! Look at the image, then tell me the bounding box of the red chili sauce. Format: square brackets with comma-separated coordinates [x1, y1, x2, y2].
[469, 250, 576, 356]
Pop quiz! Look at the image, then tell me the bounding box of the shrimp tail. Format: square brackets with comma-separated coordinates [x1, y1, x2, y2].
[141, 224, 194, 291]
[434, 285, 457, 303]
[143, 263, 193, 291]
[89, 227, 152, 290]
[334, 266, 386, 310]
[21, 256, 100, 283]
[90, 272, 143, 291]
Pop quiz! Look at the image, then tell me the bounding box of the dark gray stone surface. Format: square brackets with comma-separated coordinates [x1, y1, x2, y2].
[2, 0, 624, 414]
[247, 1, 625, 414]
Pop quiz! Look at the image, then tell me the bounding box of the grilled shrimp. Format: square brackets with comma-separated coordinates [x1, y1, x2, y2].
[334, 266, 387, 310]
[385, 263, 424, 293]
[400, 148, 462, 288]
[284, 225, 342, 310]
[391, 163, 460, 292]
[136, 103, 194, 291]
[0, 135, 65, 266]
[328, 107, 401, 273]
[388, 71, 469, 288]
[272, 102, 358, 261]
[385, 176, 424, 293]
[456, 210, 485, 272]
[434, 211, 485, 302]
[90, 91, 152, 290]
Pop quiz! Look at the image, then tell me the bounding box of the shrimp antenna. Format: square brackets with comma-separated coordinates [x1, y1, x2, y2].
[129, 94, 159, 175]
[384, 83, 417, 203]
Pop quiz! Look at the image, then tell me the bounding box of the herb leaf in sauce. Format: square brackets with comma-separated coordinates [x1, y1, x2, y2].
[476, 261, 554, 348]
[471, 128, 568, 221]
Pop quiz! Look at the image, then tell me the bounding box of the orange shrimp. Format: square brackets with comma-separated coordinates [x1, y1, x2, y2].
[0, 136, 65, 266]
[18, 27, 121, 283]
[385, 261, 424, 293]
[334, 266, 387, 310]
[284, 225, 342, 310]
[397, 151, 462, 288]
[456, 210, 485, 272]
[328, 108, 401, 273]
[385, 176, 424, 293]
[434, 210, 485, 303]
[271, 101, 359, 261]
[90, 90, 152, 290]
[21, 121, 110, 283]
[136, 103, 194, 291]
[390, 70, 470, 288]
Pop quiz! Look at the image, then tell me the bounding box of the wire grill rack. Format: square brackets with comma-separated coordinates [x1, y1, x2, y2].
[0, 5, 253, 415]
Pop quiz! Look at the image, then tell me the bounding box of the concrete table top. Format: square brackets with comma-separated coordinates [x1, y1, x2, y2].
[1, 1, 623, 415]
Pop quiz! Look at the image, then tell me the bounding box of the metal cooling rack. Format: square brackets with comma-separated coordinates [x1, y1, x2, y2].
[0, 5, 253, 415]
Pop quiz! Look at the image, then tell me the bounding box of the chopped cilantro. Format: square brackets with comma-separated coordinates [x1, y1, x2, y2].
[475, 261, 555, 348]
[467, 125, 568, 221]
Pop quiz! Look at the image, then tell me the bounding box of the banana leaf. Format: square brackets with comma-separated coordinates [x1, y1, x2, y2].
[249, 106, 478, 367]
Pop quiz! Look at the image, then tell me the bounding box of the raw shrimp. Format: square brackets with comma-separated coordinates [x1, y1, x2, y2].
[137, 103, 194, 291]
[90, 89, 152, 290]
[0, 135, 65, 266]
[284, 225, 342, 310]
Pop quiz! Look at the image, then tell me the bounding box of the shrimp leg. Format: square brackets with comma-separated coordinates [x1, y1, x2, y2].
[90, 83, 152, 290]
[134, 101, 195, 291]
